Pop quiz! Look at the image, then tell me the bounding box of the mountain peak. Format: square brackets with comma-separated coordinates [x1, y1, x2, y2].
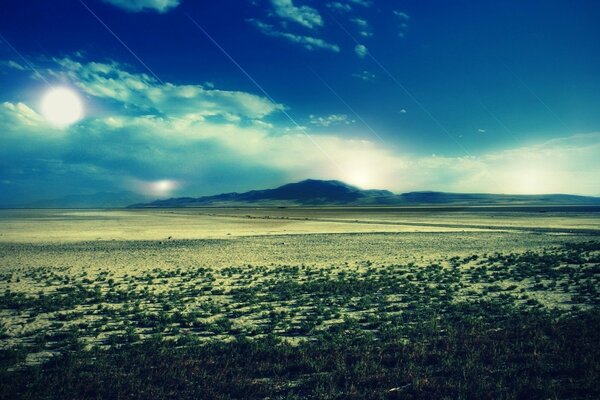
[276, 178, 360, 192]
[296, 178, 353, 186]
[244, 179, 368, 203]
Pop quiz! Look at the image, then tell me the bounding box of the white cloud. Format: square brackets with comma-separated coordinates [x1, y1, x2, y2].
[101, 0, 180, 13]
[249, 2, 338, 53]
[270, 0, 323, 29]
[354, 44, 368, 58]
[53, 58, 284, 119]
[309, 114, 354, 127]
[1, 102, 46, 128]
[249, 19, 340, 52]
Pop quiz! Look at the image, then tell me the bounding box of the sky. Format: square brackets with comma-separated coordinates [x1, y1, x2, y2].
[0, 0, 599, 205]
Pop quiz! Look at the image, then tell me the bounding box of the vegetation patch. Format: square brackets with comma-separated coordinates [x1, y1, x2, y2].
[0, 241, 599, 398]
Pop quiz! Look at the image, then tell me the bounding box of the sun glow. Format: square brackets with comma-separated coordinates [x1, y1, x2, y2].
[41, 87, 83, 127]
[150, 180, 178, 195]
[501, 166, 553, 194]
[131, 179, 181, 197]
[346, 171, 371, 189]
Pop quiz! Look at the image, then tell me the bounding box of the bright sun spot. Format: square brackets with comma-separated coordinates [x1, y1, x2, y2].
[131, 179, 181, 197]
[150, 180, 178, 195]
[41, 87, 83, 127]
[342, 167, 372, 189]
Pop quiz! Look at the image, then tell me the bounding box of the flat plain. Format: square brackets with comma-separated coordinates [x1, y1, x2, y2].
[0, 207, 599, 399]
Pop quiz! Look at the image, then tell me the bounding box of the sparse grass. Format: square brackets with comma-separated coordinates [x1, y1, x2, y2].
[1, 306, 598, 400]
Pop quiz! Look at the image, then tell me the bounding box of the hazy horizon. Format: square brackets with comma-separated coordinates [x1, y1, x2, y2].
[1, 0, 599, 206]
[2, 178, 599, 210]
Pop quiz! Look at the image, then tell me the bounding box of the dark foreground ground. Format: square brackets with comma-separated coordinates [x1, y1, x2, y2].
[2, 308, 599, 399]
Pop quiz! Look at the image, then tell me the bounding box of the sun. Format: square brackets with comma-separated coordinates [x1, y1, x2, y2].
[41, 87, 84, 127]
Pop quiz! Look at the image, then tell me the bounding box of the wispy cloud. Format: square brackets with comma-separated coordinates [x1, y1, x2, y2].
[351, 18, 368, 28]
[309, 114, 355, 127]
[393, 10, 410, 37]
[326, 0, 372, 14]
[393, 11, 410, 20]
[352, 70, 375, 82]
[248, 19, 340, 52]
[270, 0, 323, 29]
[0, 59, 28, 71]
[53, 58, 284, 119]
[326, 2, 352, 12]
[1, 101, 46, 127]
[101, 0, 181, 13]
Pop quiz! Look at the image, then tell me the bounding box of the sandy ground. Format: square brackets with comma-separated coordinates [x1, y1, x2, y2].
[0, 207, 597, 273]
[0, 207, 597, 244]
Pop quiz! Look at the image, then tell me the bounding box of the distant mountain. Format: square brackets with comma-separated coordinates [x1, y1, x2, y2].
[128, 179, 600, 208]
[129, 179, 395, 207]
[6, 192, 146, 209]
[396, 191, 600, 205]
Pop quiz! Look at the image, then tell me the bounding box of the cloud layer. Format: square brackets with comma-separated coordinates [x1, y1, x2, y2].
[0, 56, 598, 205]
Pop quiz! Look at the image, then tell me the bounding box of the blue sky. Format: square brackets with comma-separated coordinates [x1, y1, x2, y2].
[0, 0, 599, 204]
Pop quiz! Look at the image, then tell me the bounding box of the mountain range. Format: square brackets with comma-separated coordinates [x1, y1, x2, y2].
[128, 179, 600, 208]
